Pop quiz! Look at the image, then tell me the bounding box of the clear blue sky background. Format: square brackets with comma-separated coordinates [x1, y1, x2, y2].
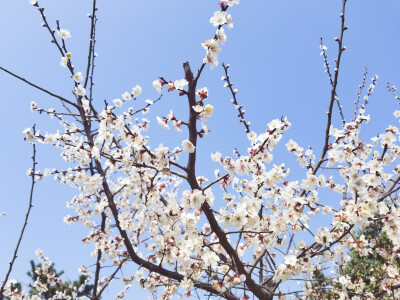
[1, 0, 400, 299]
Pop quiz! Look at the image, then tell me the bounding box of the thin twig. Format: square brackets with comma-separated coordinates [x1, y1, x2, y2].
[84, 0, 97, 90]
[0, 125, 37, 299]
[312, 0, 348, 176]
[222, 63, 251, 133]
[96, 258, 127, 299]
[203, 174, 229, 191]
[0, 66, 78, 108]
[320, 37, 345, 125]
[353, 68, 367, 120]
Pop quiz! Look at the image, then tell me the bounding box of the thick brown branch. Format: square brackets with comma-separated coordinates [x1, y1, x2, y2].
[183, 61, 268, 299]
[97, 165, 238, 300]
[71, 76, 238, 299]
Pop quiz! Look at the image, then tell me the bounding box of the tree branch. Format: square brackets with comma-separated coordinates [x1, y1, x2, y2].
[0, 126, 37, 299]
[0, 66, 78, 108]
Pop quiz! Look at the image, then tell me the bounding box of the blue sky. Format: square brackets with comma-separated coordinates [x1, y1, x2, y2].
[1, 0, 400, 298]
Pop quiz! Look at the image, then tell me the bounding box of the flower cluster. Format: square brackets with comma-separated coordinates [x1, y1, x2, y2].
[202, 1, 236, 69]
[6, 0, 400, 299]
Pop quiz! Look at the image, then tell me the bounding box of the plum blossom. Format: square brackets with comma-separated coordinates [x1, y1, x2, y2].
[223, 0, 240, 6]
[113, 98, 123, 107]
[202, 39, 221, 56]
[15, 1, 400, 299]
[192, 104, 203, 113]
[131, 85, 142, 98]
[73, 72, 83, 83]
[182, 139, 195, 153]
[201, 123, 210, 135]
[153, 79, 163, 92]
[167, 81, 175, 91]
[157, 116, 170, 130]
[315, 227, 333, 246]
[203, 52, 218, 70]
[30, 101, 37, 111]
[73, 85, 86, 97]
[197, 87, 208, 100]
[60, 56, 68, 67]
[174, 79, 188, 90]
[284, 255, 297, 267]
[216, 27, 227, 44]
[225, 13, 234, 29]
[122, 91, 131, 100]
[180, 277, 194, 290]
[301, 174, 318, 191]
[210, 11, 228, 26]
[57, 29, 71, 40]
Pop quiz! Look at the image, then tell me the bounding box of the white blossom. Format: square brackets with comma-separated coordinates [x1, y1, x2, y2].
[132, 85, 142, 98]
[182, 139, 195, 153]
[153, 80, 163, 92]
[57, 29, 71, 39]
[284, 255, 297, 267]
[113, 98, 123, 107]
[73, 72, 83, 83]
[210, 11, 228, 27]
[174, 79, 188, 90]
[73, 85, 86, 96]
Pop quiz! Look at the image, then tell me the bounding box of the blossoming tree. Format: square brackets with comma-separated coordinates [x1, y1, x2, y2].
[1, 0, 400, 299]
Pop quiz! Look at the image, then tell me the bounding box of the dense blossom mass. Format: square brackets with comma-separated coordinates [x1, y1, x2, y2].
[1, 0, 400, 299]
